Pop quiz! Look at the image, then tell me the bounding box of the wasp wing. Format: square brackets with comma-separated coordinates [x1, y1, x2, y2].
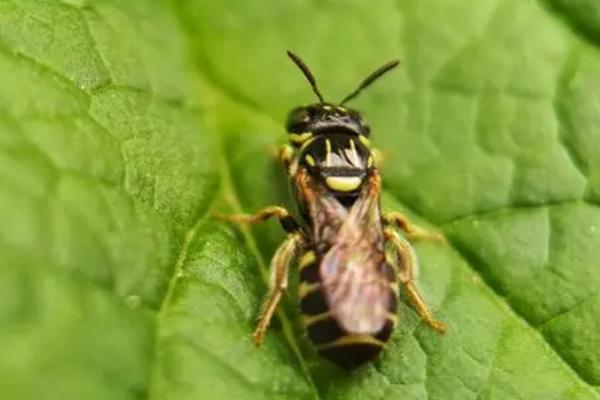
[299, 170, 395, 335]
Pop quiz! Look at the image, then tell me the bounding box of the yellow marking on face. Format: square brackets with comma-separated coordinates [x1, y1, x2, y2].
[389, 282, 399, 295]
[322, 105, 333, 111]
[299, 135, 317, 151]
[280, 144, 295, 162]
[298, 282, 321, 299]
[325, 176, 362, 192]
[302, 312, 331, 327]
[349, 138, 359, 165]
[305, 154, 316, 167]
[368, 155, 374, 168]
[316, 335, 385, 350]
[289, 132, 313, 144]
[299, 251, 316, 270]
[372, 148, 384, 167]
[359, 135, 370, 147]
[325, 138, 332, 166]
[336, 106, 347, 113]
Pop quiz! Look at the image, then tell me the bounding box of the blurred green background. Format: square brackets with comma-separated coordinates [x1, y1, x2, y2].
[0, 0, 599, 399]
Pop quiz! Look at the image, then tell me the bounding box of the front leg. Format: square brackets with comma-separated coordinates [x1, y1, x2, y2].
[267, 144, 295, 175]
[252, 232, 304, 345]
[214, 205, 304, 343]
[214, 205, 300, 234]
[384, 227, 447, 333]
[278, 144, 295, 173]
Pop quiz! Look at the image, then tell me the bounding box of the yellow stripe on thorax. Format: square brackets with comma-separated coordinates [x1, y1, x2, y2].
[349, 138, 360, 165]
[325, 138, 332, 166]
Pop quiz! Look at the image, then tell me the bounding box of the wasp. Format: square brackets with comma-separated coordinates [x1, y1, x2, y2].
[219, 51, 446, 370]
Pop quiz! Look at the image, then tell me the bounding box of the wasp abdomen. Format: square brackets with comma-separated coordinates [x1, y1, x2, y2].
[298, 250, 398, 370]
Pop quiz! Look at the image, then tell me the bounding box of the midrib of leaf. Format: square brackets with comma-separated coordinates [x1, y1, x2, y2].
[217, 149, 320, 398]
[147, 218, 202, 399]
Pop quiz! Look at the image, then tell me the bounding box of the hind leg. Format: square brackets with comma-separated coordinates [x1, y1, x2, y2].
[252, 232, 304, 345]
[384, 228, 446, 333]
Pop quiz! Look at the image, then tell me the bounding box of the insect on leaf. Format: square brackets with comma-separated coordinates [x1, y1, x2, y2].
[0, 0, 599, 399]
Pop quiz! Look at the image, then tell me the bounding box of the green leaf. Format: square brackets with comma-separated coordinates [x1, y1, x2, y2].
[0, 0, 599, 399]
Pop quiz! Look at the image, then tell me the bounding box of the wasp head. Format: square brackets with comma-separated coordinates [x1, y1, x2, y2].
[285, 51, 398, 147]
[286, 103, 370, 144]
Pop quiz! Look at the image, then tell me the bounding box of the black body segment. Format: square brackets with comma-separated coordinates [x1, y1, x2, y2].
[306, 316, 345, 344]
[299, 262, 320, 283]
[299, 287, 329, 315]
[319, 342, 383, 370]
[374, 319, 396, 342]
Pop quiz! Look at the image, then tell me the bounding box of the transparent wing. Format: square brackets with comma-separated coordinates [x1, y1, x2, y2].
[299, 170, 394, 334]
[320, 190, 393, 334]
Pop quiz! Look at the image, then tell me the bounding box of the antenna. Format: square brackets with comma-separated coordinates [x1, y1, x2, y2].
[340, 59, 400, 105]
[287, 50, 325, 103]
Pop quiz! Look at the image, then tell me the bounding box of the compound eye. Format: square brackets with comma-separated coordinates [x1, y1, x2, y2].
[294, 108, 310, 123]
[363, 124, 371, 136]
[355, 114, 370, 136]
[286, 107, 311, 132]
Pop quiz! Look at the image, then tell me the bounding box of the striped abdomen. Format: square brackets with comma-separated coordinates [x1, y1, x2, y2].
[298, 249, 398, 370]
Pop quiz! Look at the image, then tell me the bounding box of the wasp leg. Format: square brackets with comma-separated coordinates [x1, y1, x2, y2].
[252, 232, 303, 345]
[267, 144, 294, 171]
[214, 205, 299, 234]
[383, 212, 445, 243]
[371, 148, 387, 168]
[384, 228, 447, 333]
[278, 144, 294, 172]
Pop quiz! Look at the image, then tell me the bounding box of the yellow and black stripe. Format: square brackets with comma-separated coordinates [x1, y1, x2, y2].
[317, 335, 385, 370]
[298, 249, 399, 369]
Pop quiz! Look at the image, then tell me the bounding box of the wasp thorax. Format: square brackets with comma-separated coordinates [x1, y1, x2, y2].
[299, 133, 373, 195]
